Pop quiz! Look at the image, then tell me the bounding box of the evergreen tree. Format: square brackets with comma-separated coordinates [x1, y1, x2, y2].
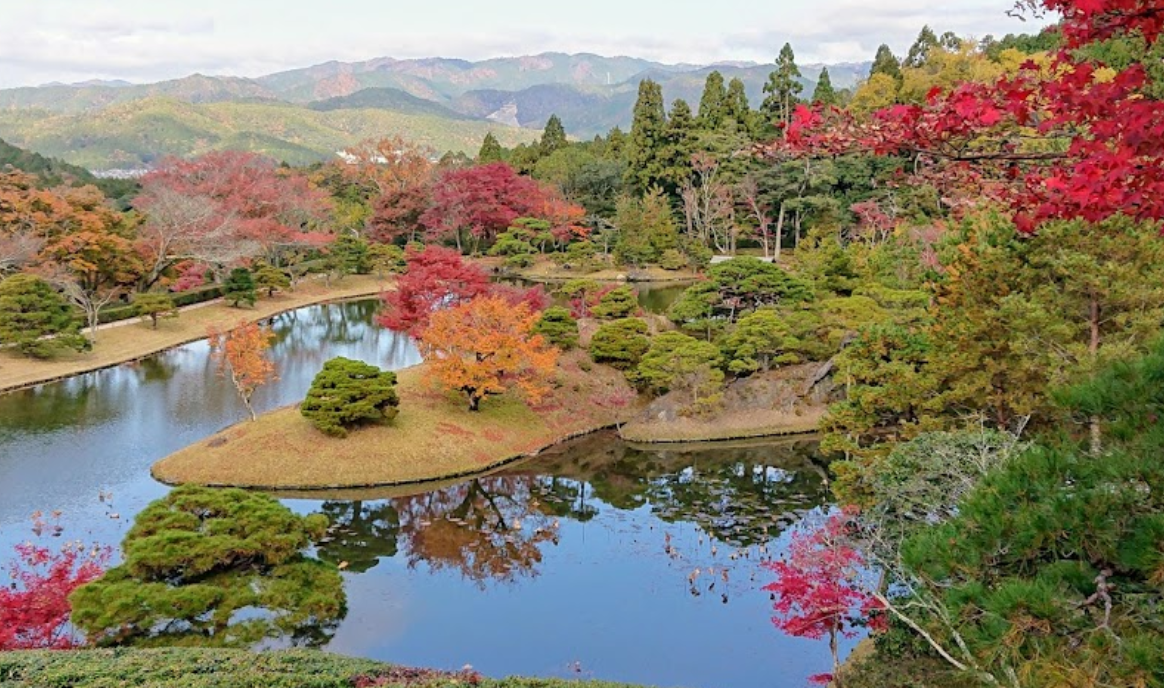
[478, 132, 504, 164]
[811, 67, 839, 106]
[301, 357, 399, 438]
[625, 79, 669, 193]
[905, 25, 940, 67]
[662, 98, 698, 192]
[725, 77, 753, 134]
[605, 126, 628, 159]
[0, 274, 89, 358]
[871, 44, 903, 83]
[540, 114, 568, 155]
[761, 43, 804, 134]
[223, 267, 257, 308]
[697, 71, 729, 130]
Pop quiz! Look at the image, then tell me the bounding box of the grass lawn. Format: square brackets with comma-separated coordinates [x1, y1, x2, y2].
[619, 406, 825, 443]
[152, 352, 637, 490]
[0, 275, 389, 395]
[0, 648, 657, 687]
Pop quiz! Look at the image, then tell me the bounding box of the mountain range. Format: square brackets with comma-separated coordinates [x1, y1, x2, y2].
[0, 53, 871, 171]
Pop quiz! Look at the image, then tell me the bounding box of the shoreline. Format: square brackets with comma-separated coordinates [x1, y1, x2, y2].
[0, 275, 389, 396]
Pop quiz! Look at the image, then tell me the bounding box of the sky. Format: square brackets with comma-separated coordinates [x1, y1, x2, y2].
[0, 0, 1053, 89]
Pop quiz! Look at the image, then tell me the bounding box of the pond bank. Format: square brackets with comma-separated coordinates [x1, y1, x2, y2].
[152, 351, 639, 490]
[0, 275, 389, 395]
[0, 649, 653, 688]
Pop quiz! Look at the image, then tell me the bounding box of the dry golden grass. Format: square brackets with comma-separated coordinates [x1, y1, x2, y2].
[619, 406, 825, 443]
[0, 275, 389, 394]
[152, 351, 637, 490]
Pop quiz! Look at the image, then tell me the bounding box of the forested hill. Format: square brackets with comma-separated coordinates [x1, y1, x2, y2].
[0, 137, 138, 204]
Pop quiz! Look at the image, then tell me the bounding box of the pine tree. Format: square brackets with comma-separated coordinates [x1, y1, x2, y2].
[697, 71, 728, 130]
[761, 43, 804, 134]
[625, 79, 669, 193]
[870, 44, 903, 84]
[223, 267, 257, 308]
[540, 114, 568, 155]
[478, 133, 504, 164]
[0, 274, 89, 358]
[725, 77, 753, 135]
[811, 67, 839, 106]
[905, 25, 940, 68]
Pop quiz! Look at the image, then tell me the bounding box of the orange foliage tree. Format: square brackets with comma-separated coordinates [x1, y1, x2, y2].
[418, 295, 559, 411]
[208, 320, 277, 421]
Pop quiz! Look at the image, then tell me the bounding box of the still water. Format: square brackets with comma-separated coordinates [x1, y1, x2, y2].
[0, 298, 844, 688]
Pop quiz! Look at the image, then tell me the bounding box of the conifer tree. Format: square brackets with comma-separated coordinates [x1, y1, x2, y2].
[663, 98, 698, 192]
[725, 77, 753, 134]
[870, 44, 903, 84]
[540, 114, 568, 154]
[811, 67, 839, 106]
[625, 79, 669, 193]
[761, 43, 804, 134]
[905, 25, 940, 68]
[697, 71, 728, 130]
[478, 132, 504, 164]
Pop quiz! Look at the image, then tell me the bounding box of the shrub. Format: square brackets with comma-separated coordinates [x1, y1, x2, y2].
[635, 331, 724, 408]
[222, 268, 256, 308]
[133, 293, 178, 329]
[590, 285, 639, 319]
[504, 253, 535, 269]
[0, 274, 90, 358]
[301, 357, 400, 438]
[658, 249, 687, 271]
[70, 485, 344, 648]
[533, 306, 579, 350]
[589, 318, 650, 370]
[253, 265, 291, 298]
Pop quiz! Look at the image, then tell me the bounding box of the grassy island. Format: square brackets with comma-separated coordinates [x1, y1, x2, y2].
[152, 352, 636, 490]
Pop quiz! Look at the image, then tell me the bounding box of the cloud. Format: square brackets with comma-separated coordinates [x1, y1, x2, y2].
[0, 1, 1053, 89]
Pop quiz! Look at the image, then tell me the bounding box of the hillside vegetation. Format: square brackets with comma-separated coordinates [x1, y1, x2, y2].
[0, 97, 537, 169]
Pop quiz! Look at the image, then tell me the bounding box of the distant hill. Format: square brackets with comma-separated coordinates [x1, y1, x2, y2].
[0, 137, 138, 202]
[309, 87, 473, 120]
[0, 52, 872, 166]
[0, 97, 536, 170]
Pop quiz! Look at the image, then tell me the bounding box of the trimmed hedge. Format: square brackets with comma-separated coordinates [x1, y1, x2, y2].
[0, 649, 656, 688]
[89, 285, 225, 326]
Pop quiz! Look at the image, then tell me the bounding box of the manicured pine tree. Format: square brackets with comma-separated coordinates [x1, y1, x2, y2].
[625, 79, 669, 193]
[761, 43, 804, 134]
[697, 70, 728, 130]
[223, 267, 257, 308]
[541, 114, 568, 155]
[478, 132, 504, 164]
[0, 274, 89, 358]
[811, 67, 839, 106]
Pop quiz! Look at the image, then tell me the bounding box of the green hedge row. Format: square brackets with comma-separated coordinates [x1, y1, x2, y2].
[84, 285, 226, 326]
[0, 649, 657, 688]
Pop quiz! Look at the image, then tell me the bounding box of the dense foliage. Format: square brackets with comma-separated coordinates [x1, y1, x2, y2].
[301, 357, 400, 437]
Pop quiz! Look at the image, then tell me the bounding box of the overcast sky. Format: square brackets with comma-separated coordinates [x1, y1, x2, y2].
[0, 0, 1053, 89]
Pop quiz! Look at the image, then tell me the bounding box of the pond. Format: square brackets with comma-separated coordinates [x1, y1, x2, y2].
[0, 299, 845, 688]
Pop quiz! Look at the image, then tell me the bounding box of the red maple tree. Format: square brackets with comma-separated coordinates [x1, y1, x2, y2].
[0, 513, 110, 650]
[764, 511, 883, 687]
[767, 0, 1164, 234]
[421, 163, 548, 252]
[378, 245, 492, 336]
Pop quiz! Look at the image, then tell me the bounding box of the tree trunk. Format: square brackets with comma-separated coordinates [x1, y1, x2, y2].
[1089, 293, 1102, 455]
[468, 393, 481, 412]
[775, 203, 786, 261]
[830, 629, 841, 688]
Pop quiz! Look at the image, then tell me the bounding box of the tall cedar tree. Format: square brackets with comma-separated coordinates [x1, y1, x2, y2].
[625, 79, 669, 194]
[725, 77, 754, 133]
[869, 44, 903, 83]
[905, 25, 940, 68]
[478, 132, 504, 164]
[811, 67, 839, 106]
[697, 71, 728, 130]
[208, 320, 277, 422]
[762, 43, 804, 133]
[540, 115, 568, 155]
[663, 99, 698, 193]
[418, 294, 559, 411]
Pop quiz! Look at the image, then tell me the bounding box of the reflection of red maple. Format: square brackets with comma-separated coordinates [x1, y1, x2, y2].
[766, 0, 1164, 234]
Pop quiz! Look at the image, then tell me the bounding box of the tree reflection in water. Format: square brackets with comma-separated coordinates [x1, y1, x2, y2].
[310, 433, 831, 597]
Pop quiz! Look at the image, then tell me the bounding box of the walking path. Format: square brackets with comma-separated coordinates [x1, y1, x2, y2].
[0, 275, 390, 394]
